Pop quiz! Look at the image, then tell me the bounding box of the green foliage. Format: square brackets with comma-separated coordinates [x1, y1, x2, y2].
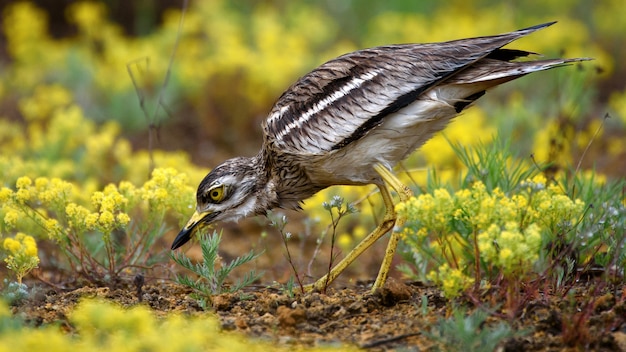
[555, 172, 626, 283]
[171, 231, 263, 307]
[451, 138, 538, 193]
[428, 309, 518, 352]
[279, 276, 298, 298]
[0, 280, 29, 306]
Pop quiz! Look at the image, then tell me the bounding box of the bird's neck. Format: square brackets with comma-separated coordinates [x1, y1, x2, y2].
[259, 147, 324, 210]
[246, 151, 281, 213]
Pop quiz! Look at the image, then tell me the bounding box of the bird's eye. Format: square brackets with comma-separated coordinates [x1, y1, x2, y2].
[207, 185, 226, 202]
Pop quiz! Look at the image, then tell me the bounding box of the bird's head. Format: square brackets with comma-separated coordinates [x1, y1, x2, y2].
[170, 156, 271, 250]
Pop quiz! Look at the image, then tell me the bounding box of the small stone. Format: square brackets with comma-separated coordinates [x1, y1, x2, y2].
[235, 317, 248, 329]
[376, 278, 412, 307]
[212, 294, 233, 311]
[277, 305, 306, 327]
[221, 317, 236, 331]
[257, 312, 276, 325]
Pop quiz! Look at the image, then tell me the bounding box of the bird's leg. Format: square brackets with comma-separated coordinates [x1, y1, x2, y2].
[307, 164, 412, 293]
[306, 183, 396, 293]
[371, 163, 413, 291]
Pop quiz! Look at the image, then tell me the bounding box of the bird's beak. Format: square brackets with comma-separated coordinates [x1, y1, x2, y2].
[170, 210, 216, 250]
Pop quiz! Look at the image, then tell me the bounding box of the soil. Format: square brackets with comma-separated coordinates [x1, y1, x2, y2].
[11, 278, 626, 351]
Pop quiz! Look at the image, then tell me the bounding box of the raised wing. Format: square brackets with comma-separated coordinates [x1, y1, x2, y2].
[262, 22, 556, 156]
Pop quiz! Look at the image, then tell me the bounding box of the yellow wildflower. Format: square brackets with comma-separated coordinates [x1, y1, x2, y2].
[85, 213, 99, 229]
[499, 248, 513, 263]
[16, 176, 32, 189]
[116, 213, 131, 227]
[3, 237, 21, 254]
[22, 235, 38, 257]
[15, 188, 31, 203]
[353, 225, 367, 239]
[2, 232, 39, 284]
[338, 233, 352, 251]
[0, 187, 13, 202]
[3, 210, 19, 228]
[34, 177, 49, 190]
[45, 218, 63, 240]
[91, 191, 104, 208]
[98, 211, 115, 228]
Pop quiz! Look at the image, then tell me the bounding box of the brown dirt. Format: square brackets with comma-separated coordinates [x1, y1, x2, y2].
[11, 278, 626, 351]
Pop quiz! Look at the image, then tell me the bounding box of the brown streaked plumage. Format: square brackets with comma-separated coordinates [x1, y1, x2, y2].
[171, 22, 589, 292]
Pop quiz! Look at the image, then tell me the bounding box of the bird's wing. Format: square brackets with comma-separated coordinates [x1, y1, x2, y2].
[262, 22, 555, 156]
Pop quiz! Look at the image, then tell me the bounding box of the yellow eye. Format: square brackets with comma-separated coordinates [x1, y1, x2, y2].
[208, 185, 225, 202]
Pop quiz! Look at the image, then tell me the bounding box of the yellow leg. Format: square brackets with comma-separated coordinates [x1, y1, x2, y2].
[371, 164, 413, 291]
[307, 163, 413, 293]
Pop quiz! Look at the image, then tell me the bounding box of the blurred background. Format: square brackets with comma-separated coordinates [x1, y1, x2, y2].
[0, 0, 624, 285]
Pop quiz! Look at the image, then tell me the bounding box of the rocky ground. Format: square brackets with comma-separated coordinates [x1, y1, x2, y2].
[11, 277, 626, 351]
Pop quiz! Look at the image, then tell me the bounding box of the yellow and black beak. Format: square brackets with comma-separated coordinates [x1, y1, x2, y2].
[170, 210, 219, 250]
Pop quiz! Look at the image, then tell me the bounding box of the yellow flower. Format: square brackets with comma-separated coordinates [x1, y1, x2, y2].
[116, 213, 131, 227]
[499, 248, 513, 263]
[3, 210, 19, 228]
[22, 236, 38, 257]
[353, 225, 367, 239]
[100, 197, 117, 212]
[16, 176, 32, 189]
[118, 181, 137, 199]
[85, 213, 99, 229]
[34, 177, 48, 190]
[15, 188, 32, 203]
[98, 211, 115, 228]
[3, 233, 40, 284]
[338, 233, 352, 251]
[427, 263, 474, 298]
[531, 174, 547, 187]
[45, 218, 63, 240]
[91, 191, 104, 208]
[0, 187, 14, 202]
[66, 203, 91, 229]
[3, 237, 21, 254]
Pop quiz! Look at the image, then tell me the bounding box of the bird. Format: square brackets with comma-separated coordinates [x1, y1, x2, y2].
[171, 21, 589, 292]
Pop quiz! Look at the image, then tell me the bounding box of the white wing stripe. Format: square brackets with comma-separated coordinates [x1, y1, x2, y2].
[274, 69, 382, 143]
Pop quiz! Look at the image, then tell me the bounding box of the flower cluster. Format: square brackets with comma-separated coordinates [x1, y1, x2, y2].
[478, 223, 542, 276]
[396, 175, 586, 298]
[426, 263, 474, 299]
[140, 168, 195, 220]
[0, 298, 358, 352]
[0, 168, 195, 283]
[2, 233, 39, 284]
[62, 183, 133, 242]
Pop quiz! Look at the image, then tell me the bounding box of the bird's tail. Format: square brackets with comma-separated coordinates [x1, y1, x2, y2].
[448, 57, 592, 86]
